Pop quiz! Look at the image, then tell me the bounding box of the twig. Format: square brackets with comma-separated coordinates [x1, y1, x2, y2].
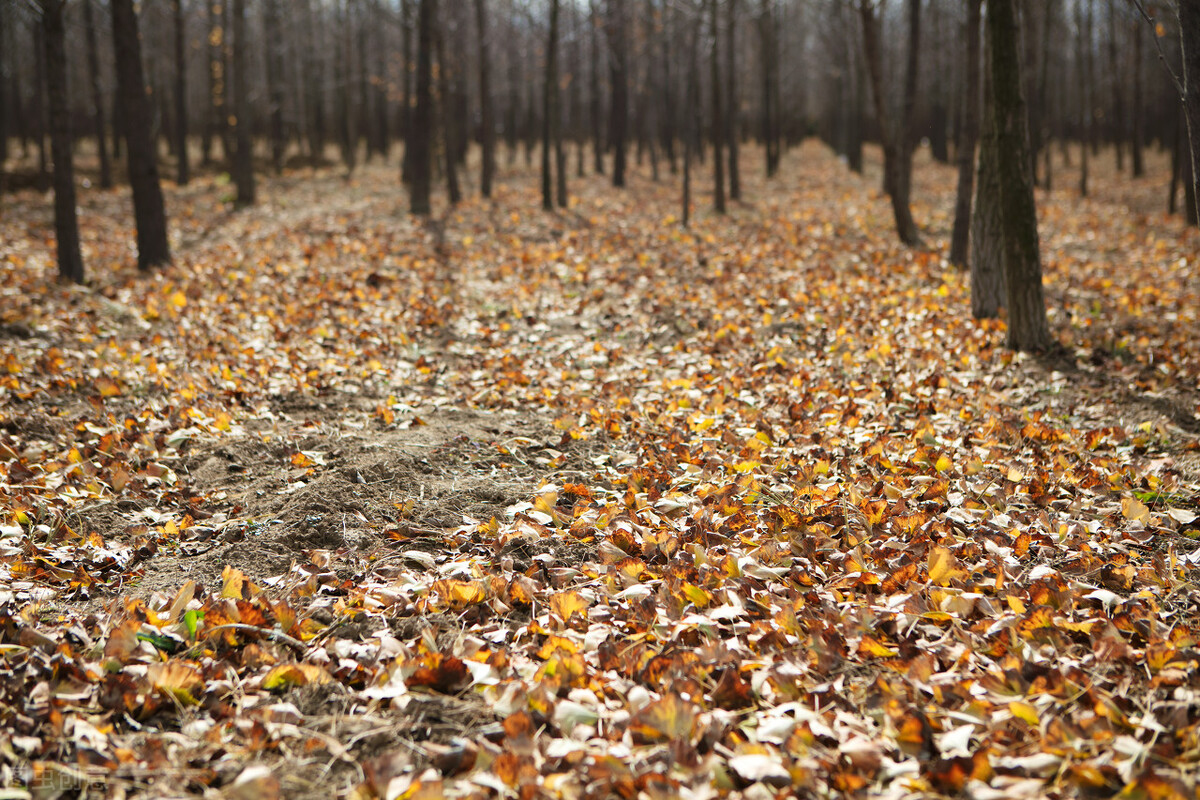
[204, 623, 307, 653]
[1127, 0, 1186, 100]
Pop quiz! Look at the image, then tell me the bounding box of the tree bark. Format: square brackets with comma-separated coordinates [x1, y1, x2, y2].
[544, 0, 559, 210]
[758, 0, 779, 177]
[43, 0, 84, 284]
[1181, 0, 1200, 223]
[232, 0, 255, 205]
[950, 0, 982, 269]
[173, 0, 189, 185]
[408, 0, 434, 215]
[1077, 0, 1091, 198]
[711, 0, 726, 213]
[1107, 0, 1124, 170]
[475, 0, 495, 197]
[435, 4, 459, 207]
[111, 0, 172, 270]
[988, 0, 1050, 352]
[1131, 12, 1144, 178]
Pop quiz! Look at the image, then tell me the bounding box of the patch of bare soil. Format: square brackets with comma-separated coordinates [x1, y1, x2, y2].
[77, 404, 604, 599]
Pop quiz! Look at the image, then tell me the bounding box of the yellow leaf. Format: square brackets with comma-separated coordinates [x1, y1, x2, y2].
[934, 454, 953, 473]
[262, 663, 331, 691]
[1122, 497, 1150, 523]
[549, 591, 589, 624]
[857, 635, 899, 659]
[222, 565, 247, 599]
[1009, 701, 1039, 726]
[927, 546, 963, 586]
[732, 460, 761, 474]
[170, 291, 187, 309]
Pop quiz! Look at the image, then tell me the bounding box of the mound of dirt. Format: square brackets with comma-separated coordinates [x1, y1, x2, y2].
[126, 405, 600, 597]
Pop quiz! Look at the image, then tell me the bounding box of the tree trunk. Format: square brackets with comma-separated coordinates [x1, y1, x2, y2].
[682, 7, 701, 228]
[543, 0, 559, 210]
[1131, 13, 1144, 178]
[475, 0, 495, 197]
[83, 0, 112, 189]
[34, 21, 50, 192]
[660, 1, 677, 175]
[727, 0, 740, 200]
[711, 0, 726, 213]
[408, 0, 434, 215]
[950, 0, 981, 269]
[1107, 0, 1123, 171]
[609, 0, 628, 188]
[232, 0, 255, 205]
[43, 0, 84, 284]
[859, 0, 921, 246]
[759, 0, 779, 177]
[590, 0, 605, 175]
[1077, 0, 1091, 198]
[971, 39, 1004, 319]
[173, 0, 189, 185]
[0, 8, 7, 175]
[265, 0, 285, 174]
[988, 0, 1050, 352]
[1181, 0, 1200, 224]
[435, 4, 459, 207]
[111, 0, 172, 270]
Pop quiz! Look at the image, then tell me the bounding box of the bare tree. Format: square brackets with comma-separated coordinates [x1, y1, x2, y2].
[111, 0, 171, 270]
[949, 0, 982, 268]
[476, 0, 496, 197]
[232, 0, 255, 205]
[408, 0, 435, 215]
[41, 0, 83, 283]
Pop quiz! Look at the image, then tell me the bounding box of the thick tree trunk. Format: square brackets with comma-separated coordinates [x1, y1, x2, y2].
[608, 0, 628, 188]
[111, 0, 171, 270]
[43, 0, 84, 284]
[711, 0, 726, 213]
[727, 0, 740, 200]
[34, 22, 50, 192]
[759, 0, 779, 177]
[1077, 0, 1091, 198]
[232, 0, 255, 205]
[475, 0, 495, 198]
[408, 0, 434, 215]
[173, 0, 189, 185]
[435, 6, 459, 207]
[543, 0, 559, 210]
[1107, 0, 1124, 170]
[950, 0, 982, 268]
[83, 0, 112, 189]
[988, 0, 1050, 352]
[1181, 0, 1200, 224]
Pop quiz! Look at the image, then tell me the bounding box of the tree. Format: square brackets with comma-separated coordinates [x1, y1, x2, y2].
[173, 0, 189, 186]
[82, 0, 112, 189]
[435, 1, 460, 206]
[758, 0, 780, 177]
[232, 0, 255, 205]
[711, 0, 726, 214]
[111, 0, 171, 271]
[726, 0, 740, 200]
[858, 0, 921, 246]
[41, 0, 83, 283]
[544, 0, 560, 210]
[408, 0, 435, 215]
[988, 0, 1050, 351]
[949, 0, 982, 268]
[476, 0, 496, 198]
[608, 0, 629, 188]
[971, 41, 1004, 319]
[1181, 0, 1200, 213]
[264, 0, 285, 174]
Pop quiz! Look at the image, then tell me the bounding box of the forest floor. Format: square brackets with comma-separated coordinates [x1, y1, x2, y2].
[1, 143, 1200, 799]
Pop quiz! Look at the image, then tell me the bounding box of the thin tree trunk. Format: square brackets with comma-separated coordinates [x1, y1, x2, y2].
[1077, 0, 1091, 197]
[950, 0, 982, 269]
[590, 0, 605, 175]
[475, 0, 495, 197]
[1131, 13, 1144, 177]
[43, 0, 84, 284]
[408, 0, 434, 215]
[265, 0, 285, 174]
[402, 0, 414, 179]
[1181, 0, 1200, 223]
[543, 0, 559, 210]
[971, 37, 1004, 319]
[83, 0, 112, 189]
[111, 0, 171, 270]
[1107, 0, 1123, 170]
[711, 0, 726, 213]
[727, 0, 740, 200]
[232, 0, 255, 205]
[609, 0, 628, 188]
[660, 0, 676, 175]
[173, 0, 189, 185]
[34, 22, 50, 192]
[435, 5, 459, 207]
[989, 0, 1050, 351]
[859, 0, 921, 245]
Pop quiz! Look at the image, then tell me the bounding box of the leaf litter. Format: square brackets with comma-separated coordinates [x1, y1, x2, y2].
[0, 144, 1199, 798]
